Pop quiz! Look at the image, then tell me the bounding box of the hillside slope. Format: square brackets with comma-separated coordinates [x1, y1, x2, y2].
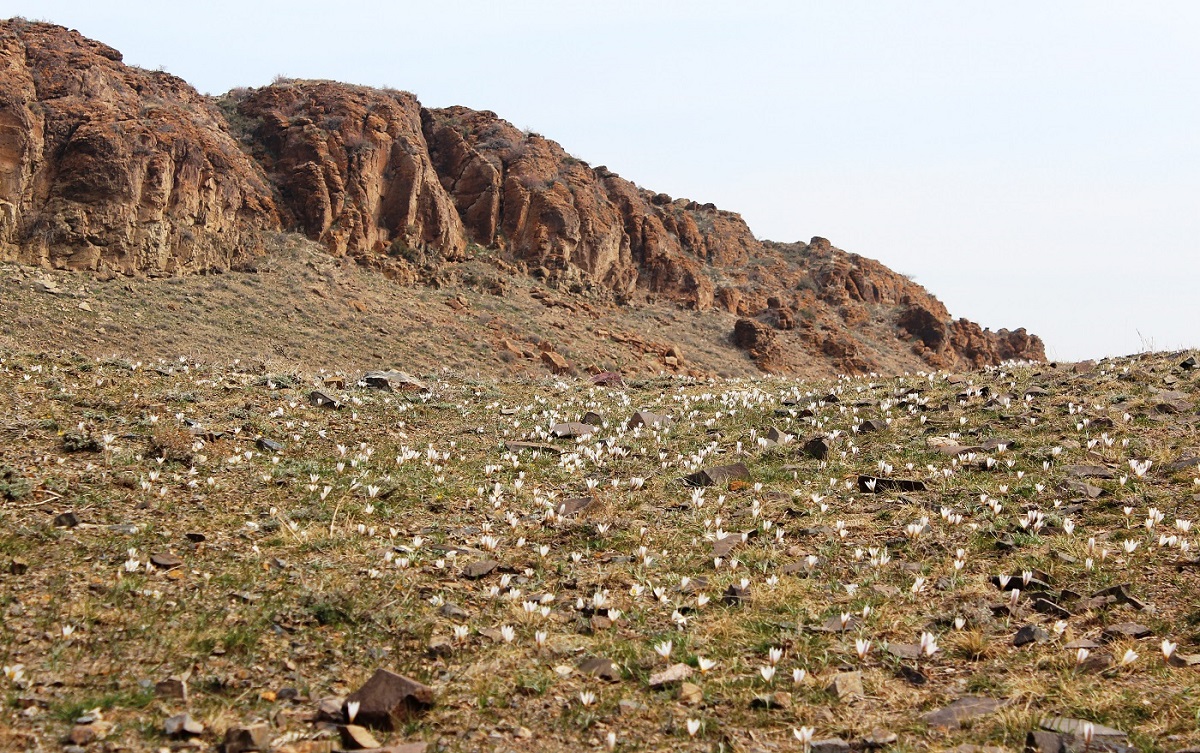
[0, 19, 1043, 375]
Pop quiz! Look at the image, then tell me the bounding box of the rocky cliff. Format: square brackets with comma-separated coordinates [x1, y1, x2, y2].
[0, 19, 1044, 373]
[0, 20, 279, 275]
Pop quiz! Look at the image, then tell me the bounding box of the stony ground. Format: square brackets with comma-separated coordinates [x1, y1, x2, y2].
[1, 345, 1199, 752]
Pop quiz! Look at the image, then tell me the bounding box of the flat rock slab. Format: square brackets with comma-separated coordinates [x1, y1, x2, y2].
[1063, 638, 1101, 650]
[649, 663, 692, 687]
[151, 553, 183, 570]
[1165, 455, 1200, 472]
[1029, 717, 1136, 753]
[981, 437, 1017, 451]
[1102, 622, 1152, 641]
[362, 371, 427, 393]
[712, 533, 746, 558]
[344, 668, 433, 730]
[858, 475, 927, 493]
[462, 560, 499, 579]
[1032, 598, 1072, 618]
[922, 696, 1004, 729]
[886, 643, 920, 660]
[1040, 716, 1126, 739]
[827, 671, 864, 699]
[255, 437, 285, 453]
[627, 411, 671, 429]
[549, 422, 596, 439]
[685, 463, 750, 487]
[1065, 464, 1116, 479]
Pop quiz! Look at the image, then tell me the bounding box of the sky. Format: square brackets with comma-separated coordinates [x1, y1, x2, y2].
[13, 1, 1200, 361]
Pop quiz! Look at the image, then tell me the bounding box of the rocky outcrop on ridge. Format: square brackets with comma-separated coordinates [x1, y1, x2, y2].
[0, 19, 279, 275]
[0, 19, 1045, 373]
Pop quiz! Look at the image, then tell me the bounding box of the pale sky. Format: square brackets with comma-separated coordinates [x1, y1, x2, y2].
[15, 1, 1200, 361]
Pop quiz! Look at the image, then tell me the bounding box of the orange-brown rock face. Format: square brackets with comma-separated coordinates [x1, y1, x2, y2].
[0, 20, 279, 274]
[421, 106, 758, 307]
[0, 20, 1046, 373]
[233, 82, 467, 261]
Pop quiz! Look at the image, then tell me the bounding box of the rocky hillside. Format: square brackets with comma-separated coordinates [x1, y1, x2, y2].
[0, 19, 1044, 374]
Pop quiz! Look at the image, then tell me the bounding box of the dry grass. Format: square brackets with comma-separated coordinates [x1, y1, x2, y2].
[0, 339, 1198, 751]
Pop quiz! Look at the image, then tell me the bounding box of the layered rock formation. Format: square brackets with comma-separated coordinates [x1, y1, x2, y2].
[0, 19, 1045, 372]
[0, 19, 279, 275]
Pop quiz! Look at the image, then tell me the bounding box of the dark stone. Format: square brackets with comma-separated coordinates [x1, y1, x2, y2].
[362, 371, 426, 393]
[1032, 598, 1072, 619]
[185, 532, 207, 542]
[308, 390, 343, 410]
[981, 437, 1018, 451]
[1027, 730, 1065, 753]
[1165, 456, 1200, 473]
[722, 582, 750, 606]
[1091, 584, 1147, 611]
[462, 560, 499, 579]
[802, 434, 831, 460]
[898, 664, 928, 685]
[858, 475, 926, 493]
[343, 668, 434, 730]
[684, 462, 750, 487]
[222, 724, 272, 753]
[155, 676, 187, 700]
[1014, 625, 1050, 647]
[582, 411, 604, 427]
[811, 738, 852, 753]
[256, 437, 285, 453]
[857, 418, 888, 433]
[53, 511, 80, 528]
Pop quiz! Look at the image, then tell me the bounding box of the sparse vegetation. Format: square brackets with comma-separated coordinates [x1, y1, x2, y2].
[1, 339, 1198, 750]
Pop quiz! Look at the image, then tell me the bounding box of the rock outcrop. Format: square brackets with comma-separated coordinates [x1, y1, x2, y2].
[0, 19, 1046, 373]
[0, 19, 279, 275]
[232, 82, 467, 267]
